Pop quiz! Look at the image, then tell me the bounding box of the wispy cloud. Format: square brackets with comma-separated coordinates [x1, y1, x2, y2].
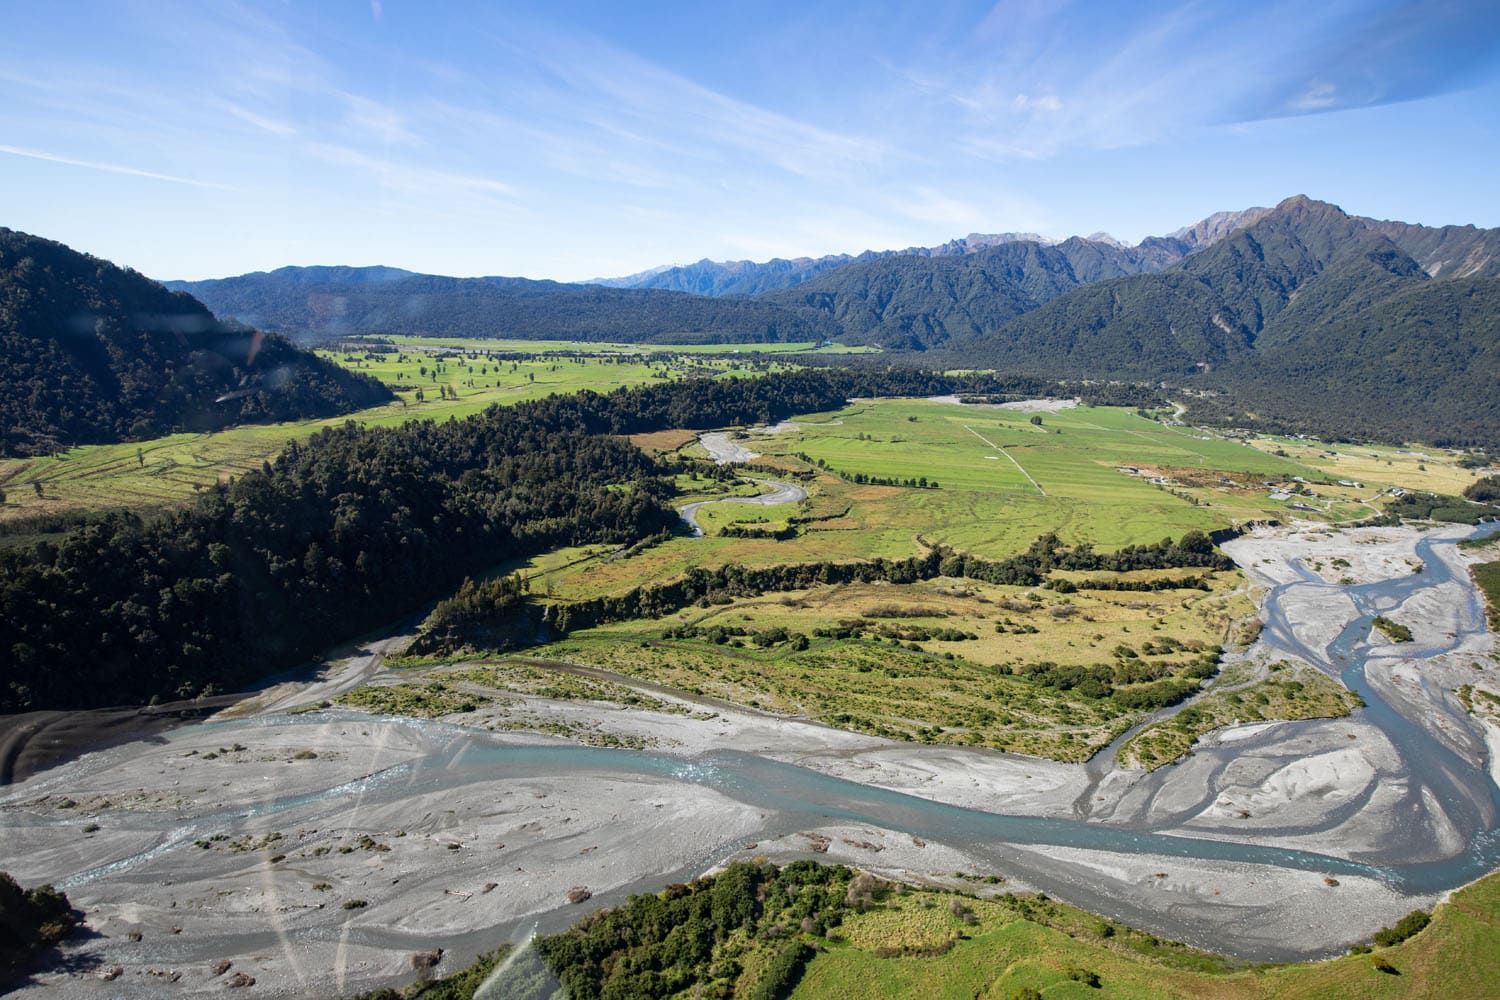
[0, 143, 234, 189]
[219, 101, 297, 136]
[305, 142, 517, 203]
[1, 0, 1495, 279]
[893, 1, 1500, 160]
[502, 28, 890, 181]
[1288, 80, 1339, 112]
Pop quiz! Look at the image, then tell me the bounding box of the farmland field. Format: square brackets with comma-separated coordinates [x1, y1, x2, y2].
[528, 397, 1393, 606]
[373, 333, 881, 355]
[0, 347, 748, 524]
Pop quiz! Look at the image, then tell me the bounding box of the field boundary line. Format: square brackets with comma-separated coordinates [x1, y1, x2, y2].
[963, 424, 1046, 496]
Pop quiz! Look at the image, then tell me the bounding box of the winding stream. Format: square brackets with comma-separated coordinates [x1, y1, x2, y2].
[6, 521, 1499, 979]
[676, 429, 806, 536]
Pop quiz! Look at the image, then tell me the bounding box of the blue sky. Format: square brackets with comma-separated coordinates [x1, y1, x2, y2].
[2, 0, 1498, 281]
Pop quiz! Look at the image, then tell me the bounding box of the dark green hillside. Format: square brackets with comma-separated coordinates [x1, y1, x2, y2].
[950, 197, 1500, 447]
[986, 269, 1249, 376]
[959, 195, 1437, 376]
[0, 229, 391, 456]
[1203, 275, 1500, 447]
[761, 238, 1168, 350]
[168, 267, 839, 345]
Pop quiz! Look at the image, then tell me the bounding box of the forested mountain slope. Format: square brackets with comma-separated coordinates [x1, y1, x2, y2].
[951, 197, 1500, 447]
[167, 268, 839, 344]
[758, 237, 1176, 350]
[591, 232, 1059, 297]
[592, 209, 1276, 299]
[0, 229, 391, 457]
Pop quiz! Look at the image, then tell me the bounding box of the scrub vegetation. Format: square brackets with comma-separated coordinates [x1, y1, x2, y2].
[535, 567, 1247, 761]
[1119, 661, 1362, 770]
[0, 872, 78, 980]
[1471, 560, 1500, 630]
[349, 862, 1500, 1000]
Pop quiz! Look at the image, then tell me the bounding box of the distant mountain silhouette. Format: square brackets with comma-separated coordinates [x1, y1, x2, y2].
[166, 268, 839, 345]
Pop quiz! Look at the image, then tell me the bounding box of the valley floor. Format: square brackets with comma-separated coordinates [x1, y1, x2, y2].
[5, 523, 1499, 997]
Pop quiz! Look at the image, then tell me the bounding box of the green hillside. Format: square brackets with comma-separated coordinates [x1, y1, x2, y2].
[0, 229, 391, 457]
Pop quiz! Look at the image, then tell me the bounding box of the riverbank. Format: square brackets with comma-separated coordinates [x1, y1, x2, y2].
[5, 521, 1499, 996]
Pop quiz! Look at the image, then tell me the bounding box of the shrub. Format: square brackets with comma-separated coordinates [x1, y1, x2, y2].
[0, 873, 80, 976]
[1373, 909, 1430, 947]
[1068, 967, 1102, 987]
[741, 941, 814, 1000]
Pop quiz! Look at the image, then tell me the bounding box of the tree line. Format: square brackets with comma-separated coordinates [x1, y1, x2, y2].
[0, 364, 1219, 712]
[540, 532, 1227, 635]
[0, 371, 855, 711]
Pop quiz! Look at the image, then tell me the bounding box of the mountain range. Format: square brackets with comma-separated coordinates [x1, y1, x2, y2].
[7, 194, 1497, 452]
[590, 208, 1271, 299]
[164, 269, 839, 345]
[943, 196, 1500, 446]
[161, 206, 1274, 349]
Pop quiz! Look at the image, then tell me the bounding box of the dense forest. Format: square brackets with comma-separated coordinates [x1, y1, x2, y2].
[0, 229, 391, 456]
[0, 372, 863, 711]
[943, 197, 1500, 448]
[535, 861, 850, 999]
[1190, 275, 1500, 447]
[167, 267, 839, 345]
[0, 367, 1177, 712]
[760, 237, 1177, 350]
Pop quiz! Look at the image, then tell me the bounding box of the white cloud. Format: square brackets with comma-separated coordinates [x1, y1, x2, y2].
[0, 143, 234, 189]
[305, 142, 518, 203]
[220, 102, 297, 136]
[1288, 80, 1339, 111]
[1012, 93, 1063, 113]
[338, 93, 421, 147]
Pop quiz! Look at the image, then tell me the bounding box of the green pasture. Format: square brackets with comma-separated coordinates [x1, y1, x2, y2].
[529, 399, 1389, 603]
[374, 334, 877, 355]
[791, 871, 1500, 999]
[0, 352, 686, 522]
[747, 398, 1373, 552]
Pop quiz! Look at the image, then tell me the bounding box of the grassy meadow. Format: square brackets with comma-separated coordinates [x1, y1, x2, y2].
[789, 872, 1500, 1000]
[527, 398, 1400, 607]
[374, 333, 880, 355]
[1244, 433, 1484, 496]
[0, 347, 741, 523]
